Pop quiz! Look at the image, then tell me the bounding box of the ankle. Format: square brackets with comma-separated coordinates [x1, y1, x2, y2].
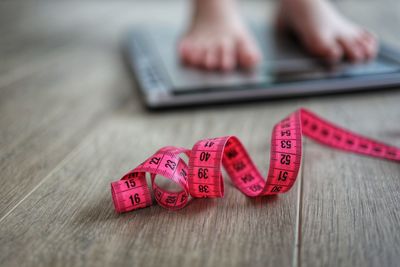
[192, 0, 239, 22]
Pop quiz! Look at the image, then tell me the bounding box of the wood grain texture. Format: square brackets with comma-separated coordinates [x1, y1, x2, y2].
[0, 48, 133, 217]
[0, 1, 399, 267]
[0, 106, 301, 267]
[298, 2, 400, 266]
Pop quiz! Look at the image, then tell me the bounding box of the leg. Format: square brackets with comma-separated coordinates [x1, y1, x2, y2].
[179, 0, 262, 71]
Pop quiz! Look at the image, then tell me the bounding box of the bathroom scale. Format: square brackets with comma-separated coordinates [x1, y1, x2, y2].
[125, 24, 400, 109]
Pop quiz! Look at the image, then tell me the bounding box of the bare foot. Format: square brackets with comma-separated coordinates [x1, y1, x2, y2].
[179, 0, 261, 71]
[277, 0, 378, 62]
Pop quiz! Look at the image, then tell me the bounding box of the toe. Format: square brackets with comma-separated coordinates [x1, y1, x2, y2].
[337, 36, 364, 62]
[203, 45, 218, 70]
[302, 33, 343, 62]
[237, 35, 261, 69]
[355, 35, 371, 61]
[178, 39, 193, 64]
[188, 43, 205, 67]
[361, 30, 378, 59]
[218, 39, 236, 71]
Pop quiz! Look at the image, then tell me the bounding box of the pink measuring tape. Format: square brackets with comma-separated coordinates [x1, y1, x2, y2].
[110, 109, 400, 213]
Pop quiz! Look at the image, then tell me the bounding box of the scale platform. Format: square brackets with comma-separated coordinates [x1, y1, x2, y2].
[125, 24, 400, 109]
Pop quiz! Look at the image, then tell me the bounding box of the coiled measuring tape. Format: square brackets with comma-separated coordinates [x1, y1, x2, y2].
[110, 109, 400, 213]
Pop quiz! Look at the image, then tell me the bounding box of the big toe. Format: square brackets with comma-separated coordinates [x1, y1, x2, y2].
[179, 38, 206, 67]
[302, 32, 343, 62]
[178, 38, 192, 64]
[237, 35, 262, 69]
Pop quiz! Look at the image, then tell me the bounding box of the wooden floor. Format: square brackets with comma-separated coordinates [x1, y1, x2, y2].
[1, 1, 399, 267]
